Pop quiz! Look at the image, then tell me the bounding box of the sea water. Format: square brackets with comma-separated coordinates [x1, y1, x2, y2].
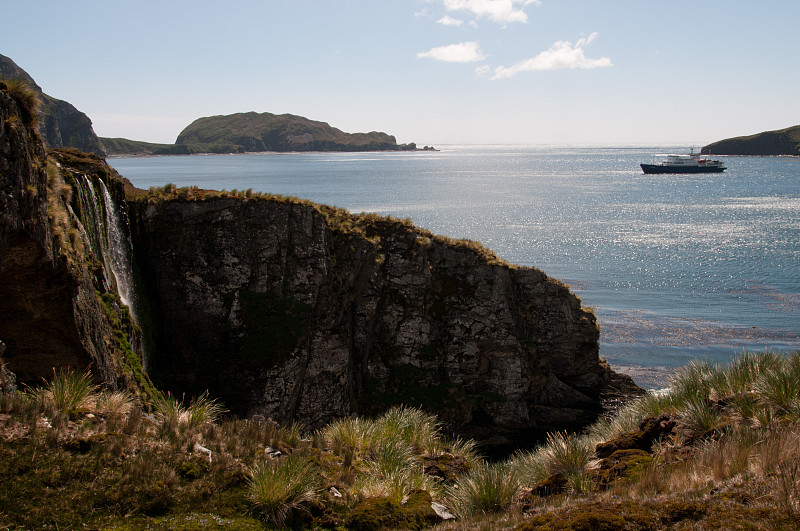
[109, 145, 800, 388]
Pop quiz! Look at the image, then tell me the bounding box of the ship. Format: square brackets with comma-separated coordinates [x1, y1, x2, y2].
[641, 149, 726, 174]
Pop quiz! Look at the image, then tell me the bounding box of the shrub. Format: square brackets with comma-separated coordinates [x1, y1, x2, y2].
[247, 454, 319, 526]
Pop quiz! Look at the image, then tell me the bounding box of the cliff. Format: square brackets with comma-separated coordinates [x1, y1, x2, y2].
[128, 188, 616, 448]
[0, 54, 106, 157]
[702, 124, 800, 156]
[0, 79, 150, 397]
[1, 68, 628, 449]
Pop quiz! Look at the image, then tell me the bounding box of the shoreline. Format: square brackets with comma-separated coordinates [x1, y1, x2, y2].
[105, 147, 439, 159]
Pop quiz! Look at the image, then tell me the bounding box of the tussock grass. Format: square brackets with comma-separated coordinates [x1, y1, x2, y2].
[2, 350, 800, 529]
[447, 461, 520, 518]
[1, 77, 41, 127]
[153, 390, 225, 428]
[26, 367, 97, 414]
[247, 454, 319, 526]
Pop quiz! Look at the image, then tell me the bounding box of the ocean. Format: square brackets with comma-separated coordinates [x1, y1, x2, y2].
[109, 145, 800, 388]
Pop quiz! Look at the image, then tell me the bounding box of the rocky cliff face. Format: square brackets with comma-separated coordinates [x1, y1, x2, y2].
[0, 80, 147, 395]
[129, 192, 611, 447]
[0, 54, 106, 157]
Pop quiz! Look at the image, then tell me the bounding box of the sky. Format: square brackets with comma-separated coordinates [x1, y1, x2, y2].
[2, 0, 799, 146]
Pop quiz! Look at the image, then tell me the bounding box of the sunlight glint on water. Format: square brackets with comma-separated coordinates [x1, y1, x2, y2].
[110, 146, 800, 387]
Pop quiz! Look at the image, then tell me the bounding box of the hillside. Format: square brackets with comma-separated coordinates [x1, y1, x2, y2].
[102, 112, 434, 156]
[702, 124, 800, 156]
[99, 137, 173, 156]
[175, 111, 425, 153]
[0, 53, 106, 157]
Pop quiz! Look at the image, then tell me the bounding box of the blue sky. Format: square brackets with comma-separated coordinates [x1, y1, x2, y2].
[3, 0, 798, 146]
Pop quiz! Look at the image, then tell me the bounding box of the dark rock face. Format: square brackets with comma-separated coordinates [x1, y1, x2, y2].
[129, 196, 609, 443]
[0, 54, 105, 157]
[0, 82, 138, 390]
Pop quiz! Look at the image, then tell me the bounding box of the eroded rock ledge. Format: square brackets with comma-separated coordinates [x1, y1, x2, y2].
[128, 191, 612, 447]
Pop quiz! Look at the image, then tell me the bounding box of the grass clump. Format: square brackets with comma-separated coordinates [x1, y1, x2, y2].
[153, 390, 225, 428]
[1, 77, 41, 127]
[27, 367, 97, 414]
[3, 350, 800, 529]
[447, 461, 520, 518]
[246, 454, 319, 526]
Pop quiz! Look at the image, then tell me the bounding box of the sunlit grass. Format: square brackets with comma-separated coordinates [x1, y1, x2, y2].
[247, 454, 319, 526]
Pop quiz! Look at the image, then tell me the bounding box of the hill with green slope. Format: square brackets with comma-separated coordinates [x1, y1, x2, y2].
[175, 111, 422, 153]
[99, 137, 173, 156]
[702, 124, 800, 156]
[101, 111, 434, 156]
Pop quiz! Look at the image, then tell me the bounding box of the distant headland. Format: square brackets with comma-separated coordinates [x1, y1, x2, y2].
[101, 111, 436, 156]
[702, 124, 800, 156]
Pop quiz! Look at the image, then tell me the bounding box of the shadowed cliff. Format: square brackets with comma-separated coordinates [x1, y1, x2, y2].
[128, 188, 617, 449]
[0, 79, 151, 398]
[1, 71, 631, 452]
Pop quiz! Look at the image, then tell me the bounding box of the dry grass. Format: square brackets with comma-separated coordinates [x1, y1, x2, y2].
[2, 350, 800, 529]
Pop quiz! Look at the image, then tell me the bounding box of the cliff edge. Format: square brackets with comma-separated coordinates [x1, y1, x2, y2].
[0, 54, 106, 157]
[128, 188, 617, 448]
[0, 80, 150, 398]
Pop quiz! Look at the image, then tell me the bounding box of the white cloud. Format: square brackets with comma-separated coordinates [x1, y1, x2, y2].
[474, 65, 492, 77]
[442, 0, 540, 24]
[417, 41, 485, 63]
[437, 15, 464, 27]
[491, 32, 611, 79]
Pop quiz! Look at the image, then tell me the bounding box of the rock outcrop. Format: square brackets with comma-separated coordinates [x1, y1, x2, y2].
[128, 191, 610, 447]
[0, 54, 106, 157]
[702, 124, 800, 156]
[0, 80, 147, 396]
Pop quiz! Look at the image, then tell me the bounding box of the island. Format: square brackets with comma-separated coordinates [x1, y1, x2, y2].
[701, 124, 800, 156]
[101, 111, 435, 156]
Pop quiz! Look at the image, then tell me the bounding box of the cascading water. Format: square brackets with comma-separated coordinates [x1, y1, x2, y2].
[73, 173, 147, 368]
[99, 180, 136, 309]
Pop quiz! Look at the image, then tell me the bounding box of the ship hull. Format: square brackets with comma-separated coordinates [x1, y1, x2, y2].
[641, 164, 726, 174]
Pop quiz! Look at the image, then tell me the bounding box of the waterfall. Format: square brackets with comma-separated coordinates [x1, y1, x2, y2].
[99, 180, 136, 309]
[73, 173, 147, 368]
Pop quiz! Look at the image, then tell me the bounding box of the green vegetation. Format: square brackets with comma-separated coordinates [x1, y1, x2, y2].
[100, 111, 430, 156]
[2, 351, 800, 529]
[702, 123, 800, 156]
[99, 137, 175, 156]
[247, 454, 319, 526]
[175, 111, 415, 153]
[1, 77, 41, 128]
